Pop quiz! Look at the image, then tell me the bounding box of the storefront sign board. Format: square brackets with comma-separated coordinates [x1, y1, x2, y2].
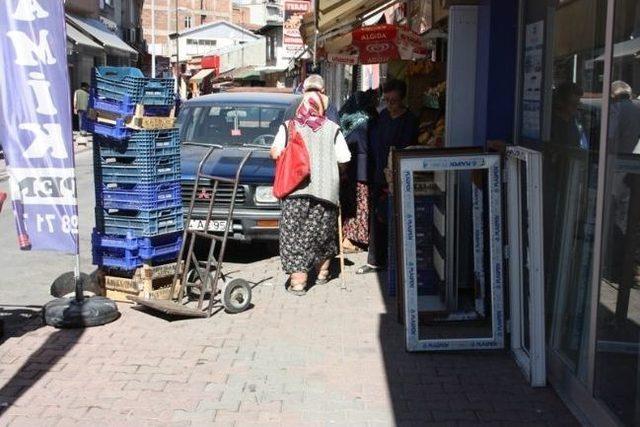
[521, 20, 544, 140]
[283, 1, 310, 59]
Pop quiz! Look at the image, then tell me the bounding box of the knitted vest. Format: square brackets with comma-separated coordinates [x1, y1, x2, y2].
[286, 120, 340, 206]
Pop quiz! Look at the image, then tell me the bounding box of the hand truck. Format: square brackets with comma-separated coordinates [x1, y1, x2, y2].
[130, 143, 258, 317]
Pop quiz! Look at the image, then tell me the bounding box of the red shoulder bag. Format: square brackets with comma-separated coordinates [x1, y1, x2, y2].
[272, 123, 310, 199]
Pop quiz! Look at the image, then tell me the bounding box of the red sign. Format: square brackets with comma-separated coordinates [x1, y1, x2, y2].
[330, 24, 426, 65]
[201, 55, 220, 71]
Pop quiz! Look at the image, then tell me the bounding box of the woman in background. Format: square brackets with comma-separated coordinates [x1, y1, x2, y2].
[339, 90, 378, 253]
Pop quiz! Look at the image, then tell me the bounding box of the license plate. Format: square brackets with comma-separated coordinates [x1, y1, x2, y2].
[188, 219, 230, 232]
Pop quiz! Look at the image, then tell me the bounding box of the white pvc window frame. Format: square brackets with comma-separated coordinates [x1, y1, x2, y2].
[397, 152, 505, 351]
[506, 146, 546, 387]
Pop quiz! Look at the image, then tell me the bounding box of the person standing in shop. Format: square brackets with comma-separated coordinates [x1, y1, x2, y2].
[544, 82, 585, 274]
[609, 81, 640, 154]
[339, 90, 378, 253]
[550, 82, 586, 150]
[606, 81, 640, 297]
[73, 82, 90, 133]
[357, 79, 419, 275]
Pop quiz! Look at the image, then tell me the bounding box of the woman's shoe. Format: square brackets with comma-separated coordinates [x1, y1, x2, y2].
[315, 269, 330, 285]
[287, 274, 307, 296]
[287, 282, 307, 296]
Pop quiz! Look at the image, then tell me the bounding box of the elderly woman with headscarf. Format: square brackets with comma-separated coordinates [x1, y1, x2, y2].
[339, 90, 378, 253]
[270, 75, 351, 295]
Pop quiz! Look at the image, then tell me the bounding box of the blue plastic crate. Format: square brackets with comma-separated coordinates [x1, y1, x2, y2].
[99, 156, 180, 185]
[92, 67, 174, 106]
[83, 117, 132, 140]
[89, 92, 175, 118]
[90, 92, 136, 116]
[96, 206, 184, 237]
[96, 129, 179, 157]
[97, 181, 181, 210]
[92, 229, 182, 270]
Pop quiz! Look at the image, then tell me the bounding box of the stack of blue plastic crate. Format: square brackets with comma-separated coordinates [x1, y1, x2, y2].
[84, 66, 183, 271]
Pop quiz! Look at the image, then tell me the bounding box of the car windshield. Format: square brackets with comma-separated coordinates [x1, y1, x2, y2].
[178, 104, 287, 147]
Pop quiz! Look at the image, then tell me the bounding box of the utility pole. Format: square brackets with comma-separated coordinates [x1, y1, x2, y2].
[151, 0, 156, 77]
[175, 0, 181, 94]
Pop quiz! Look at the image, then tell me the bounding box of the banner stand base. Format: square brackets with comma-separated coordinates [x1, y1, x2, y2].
[43, 296, 120, 328]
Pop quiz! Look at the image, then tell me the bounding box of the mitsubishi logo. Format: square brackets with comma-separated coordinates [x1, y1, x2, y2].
[197, 188, 211, 200]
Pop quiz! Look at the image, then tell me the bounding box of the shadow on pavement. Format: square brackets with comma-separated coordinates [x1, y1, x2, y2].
[0, 305, 43, 343]
[192, 240, 278, 265]
[374, 267, 579, 425]
[0, 327, 84, 416]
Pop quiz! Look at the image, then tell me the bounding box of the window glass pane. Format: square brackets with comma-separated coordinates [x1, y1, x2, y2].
[542, 0, 606, 384]
[595, 0, 640, 424]
[177, 105, 286, 146]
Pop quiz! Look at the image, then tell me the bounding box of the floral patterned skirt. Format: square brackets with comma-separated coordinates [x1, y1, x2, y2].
[343, 182, 369, 246]
[279, 197, 338, 274]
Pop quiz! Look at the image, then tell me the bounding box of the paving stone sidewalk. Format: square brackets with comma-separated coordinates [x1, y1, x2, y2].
[0, 252, 578, 426]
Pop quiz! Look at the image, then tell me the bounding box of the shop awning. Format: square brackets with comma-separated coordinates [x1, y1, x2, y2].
[190, 68, 215, 83]
[594, 37, 640, 61]
[215, 66, 262, 81]
[66, 23, 103, 51]
[67, 14, 137, 56]
[257, 65, 288, 75]
[301, 0, 399, 43]
[235, 68, 262, 80]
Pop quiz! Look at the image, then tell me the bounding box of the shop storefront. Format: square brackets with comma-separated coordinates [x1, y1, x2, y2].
[306, 0, 640, 425]
[516, 0, 640, 425]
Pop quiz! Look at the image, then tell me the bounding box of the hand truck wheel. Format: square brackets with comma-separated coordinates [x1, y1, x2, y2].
[221, 279, 252, 314]
[185, 268, 217, 301]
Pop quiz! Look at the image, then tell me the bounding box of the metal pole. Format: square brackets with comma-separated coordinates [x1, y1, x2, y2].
[74, 253, 84, 302]
[313, 0, 319, 69]
[151, 0, 156, 77]
[585, 0, 616, 391]
[175, 0, 181, 89]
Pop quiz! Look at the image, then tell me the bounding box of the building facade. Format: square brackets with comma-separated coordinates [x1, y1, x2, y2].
[97, 0, 145, 55]
[232, 0, 282, 28]
[308, 0, 640, 425]
[141, 0, 234, 58]
[170, 21, 264, 71]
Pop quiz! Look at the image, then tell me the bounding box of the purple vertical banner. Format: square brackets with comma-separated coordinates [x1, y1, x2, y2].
[0, 0, 79, 254]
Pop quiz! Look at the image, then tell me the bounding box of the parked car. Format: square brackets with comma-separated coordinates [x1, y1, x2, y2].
[178, 91, 301, 242]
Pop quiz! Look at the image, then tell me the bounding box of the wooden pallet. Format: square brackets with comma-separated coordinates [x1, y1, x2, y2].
[88, 104, 176, 130]
[101, 262, 182, 303]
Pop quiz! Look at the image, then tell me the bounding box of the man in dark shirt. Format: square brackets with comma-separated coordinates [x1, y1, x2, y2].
[609, 81, 640, 154]
[606, 81, 640, 289]
[357, 79, 419, 274]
